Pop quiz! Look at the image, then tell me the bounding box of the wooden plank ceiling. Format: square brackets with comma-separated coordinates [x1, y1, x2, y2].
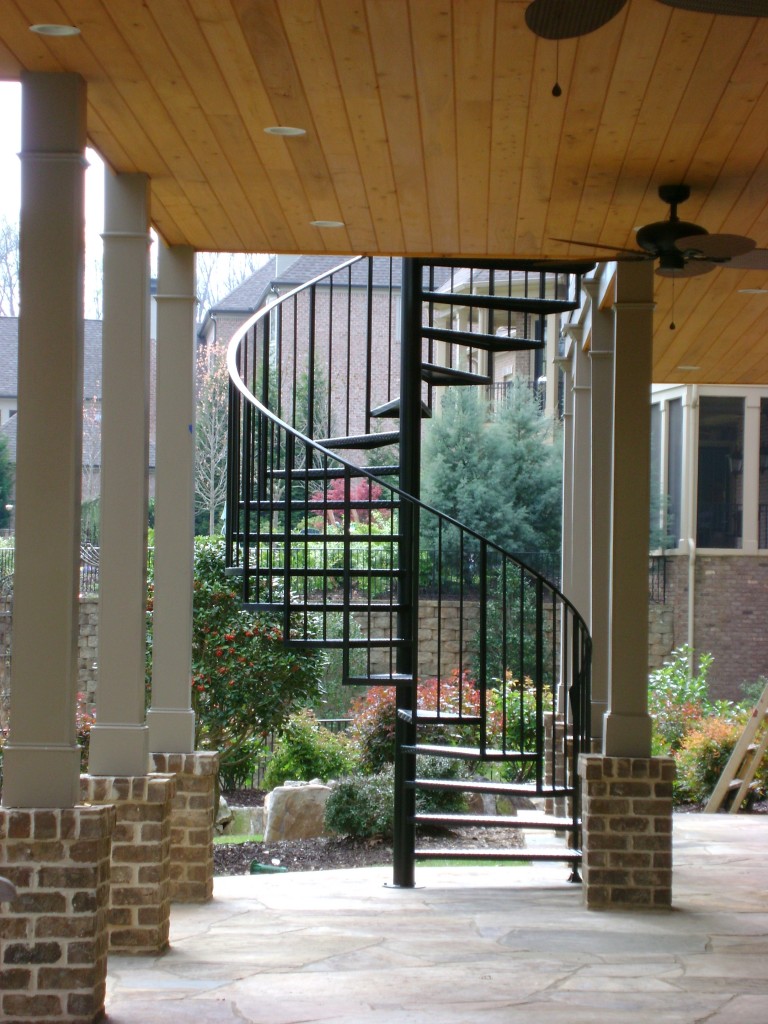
[0, 0, 766, 384]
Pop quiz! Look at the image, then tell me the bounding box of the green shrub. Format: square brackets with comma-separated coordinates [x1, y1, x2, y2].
[325, 768, 395, 839]
[323, 756, 471, 841]
[146, 536, 325, 789]
[488, 675, 552, 782]
[648, 645, 713, 753]
[219, 735, 267, 791]
[263, 710, 359, 790]
[416, 755, 470, 814]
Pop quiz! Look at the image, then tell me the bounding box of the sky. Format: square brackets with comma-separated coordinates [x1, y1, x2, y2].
[1, 80, 113, 319]
[0, 81, 269, 318]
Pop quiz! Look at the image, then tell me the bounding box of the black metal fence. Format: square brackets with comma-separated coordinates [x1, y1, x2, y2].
[0, 546, 155, 597]
[649, 555, 667, 604]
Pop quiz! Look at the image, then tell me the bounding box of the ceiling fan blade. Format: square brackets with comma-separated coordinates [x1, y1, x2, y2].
[723, 248, 768, 271]
[657, 0, 768, 15]
[549, 236, 647, 258]
[525, 0, 629, 39]
[656, 260, 715, 279]
[676, 233, 756, 260]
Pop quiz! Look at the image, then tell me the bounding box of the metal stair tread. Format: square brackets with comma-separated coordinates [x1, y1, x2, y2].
[244, 500, 400, 512]
[414, 847, 581, 863]
[315, 430, 400, 450]
[413, 812, 577, 830]
[420, 290, 580, 315]
[411, 777, 577, 799]
[421, 326, 544, 353]
[231, 533, 403, 544]
[402, 743, 535, 761]
[370, 398, 431, 419]
[346, 673, 414, 686]
[420, 362, 491, 387]
[398, 710, 483, 725]
[266, 464, 401, 480]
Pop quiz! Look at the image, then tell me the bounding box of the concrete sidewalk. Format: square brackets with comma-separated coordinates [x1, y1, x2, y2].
[105, 815, 768, 1023]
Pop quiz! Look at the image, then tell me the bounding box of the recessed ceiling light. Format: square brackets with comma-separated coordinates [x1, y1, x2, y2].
[30, 23, 81, 36]
[676, 365, 701, 371]
[263, 126, 306, 137]
[310, 220, 345, 229]
[738, 288, 768, 295]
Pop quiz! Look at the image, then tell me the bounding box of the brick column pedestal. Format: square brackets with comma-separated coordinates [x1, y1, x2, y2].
[578, 754, 675, 910]
[151, 751, 219, 903]
[80, 774, 175, 954]
[0, 804, 115, 1024]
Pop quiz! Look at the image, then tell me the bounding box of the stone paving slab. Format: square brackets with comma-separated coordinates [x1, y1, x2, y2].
[105, 815, 768, 1024]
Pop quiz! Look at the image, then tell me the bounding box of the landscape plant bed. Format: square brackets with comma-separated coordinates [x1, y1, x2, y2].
[216, 789, 768, 877]
[216, 790, 526, 876]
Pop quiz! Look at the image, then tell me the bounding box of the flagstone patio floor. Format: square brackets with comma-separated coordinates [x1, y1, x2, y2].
[105, 814, 768, 1024]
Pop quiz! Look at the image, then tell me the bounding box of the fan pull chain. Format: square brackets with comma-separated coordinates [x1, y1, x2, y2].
[670, 279, 676, 331]
[552, 40, 562, 97]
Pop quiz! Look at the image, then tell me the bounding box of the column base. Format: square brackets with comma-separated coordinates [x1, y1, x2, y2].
[579, 754, 675, 910]
[151, 751, 219, 903]
[0, 804, 115, 1024]
[81, 773, 175, 954]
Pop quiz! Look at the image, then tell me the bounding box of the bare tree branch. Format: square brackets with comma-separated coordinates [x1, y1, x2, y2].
[0, 218, 20, 317]
[194, 343, 229, 534]
[195, 252, 268, 323]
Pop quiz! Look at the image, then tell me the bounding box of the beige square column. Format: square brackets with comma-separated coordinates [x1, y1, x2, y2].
[147, 242, 196, 755]
[2, 72, 88, 807]
[0, 72, 116, 1024]
[579, 261, 674, 911]
[586, 281, 614, 742]
[88, 171, 151, 776]
[603, 261, 655, 758]
[147, 245, 217, 903]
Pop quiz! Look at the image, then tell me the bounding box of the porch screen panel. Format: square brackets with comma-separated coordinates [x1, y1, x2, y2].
[760, 400, 768, 549]
[666, 398, 683, 549]
[696, 396, 744, 550]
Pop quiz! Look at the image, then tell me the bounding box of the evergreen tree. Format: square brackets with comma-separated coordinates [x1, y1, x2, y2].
[420, 382, 562, 560]
[0, 435, 13, 531]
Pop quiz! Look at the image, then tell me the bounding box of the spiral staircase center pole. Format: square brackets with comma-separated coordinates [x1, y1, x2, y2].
[392, 257, 423, 887]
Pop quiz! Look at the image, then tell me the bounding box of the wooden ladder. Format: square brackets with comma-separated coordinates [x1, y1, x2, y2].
[704, 682, 768, 813]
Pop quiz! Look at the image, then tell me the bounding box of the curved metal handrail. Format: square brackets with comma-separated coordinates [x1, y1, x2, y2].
[225, 260, 589, 628]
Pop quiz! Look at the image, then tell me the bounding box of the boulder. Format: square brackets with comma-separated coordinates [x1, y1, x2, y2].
[264, 781, 332, 842]
[215, 796, 234, 835]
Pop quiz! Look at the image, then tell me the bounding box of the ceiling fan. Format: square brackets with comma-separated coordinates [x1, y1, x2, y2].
[525, 0, 768, 40]
[551, 184, 768, 279]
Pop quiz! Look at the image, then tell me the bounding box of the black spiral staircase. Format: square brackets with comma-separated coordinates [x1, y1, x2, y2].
[226, 256, 592, 886]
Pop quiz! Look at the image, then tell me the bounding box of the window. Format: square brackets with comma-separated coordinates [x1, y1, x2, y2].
[759, 399, 768, 548]
[696, 396, 744, 549]
[666, 398, 683, 548]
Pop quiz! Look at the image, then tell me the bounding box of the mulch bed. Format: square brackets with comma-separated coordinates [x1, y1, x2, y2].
[216, 789, 525, 876]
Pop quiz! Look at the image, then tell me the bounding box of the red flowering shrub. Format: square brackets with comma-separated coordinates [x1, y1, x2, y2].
[349, 669, 499, 773]
[674, 716, 741, 804]
[310, 476, 387, 526]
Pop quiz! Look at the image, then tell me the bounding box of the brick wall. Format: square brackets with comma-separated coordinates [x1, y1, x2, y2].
[151, 751, 218, 903]
[665, 554, 768, 701]
[0, 804, 115, 1023]
[80, 774, 174, 954]
[648, 603, 674, 670]
[578, 755, 675, 910]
